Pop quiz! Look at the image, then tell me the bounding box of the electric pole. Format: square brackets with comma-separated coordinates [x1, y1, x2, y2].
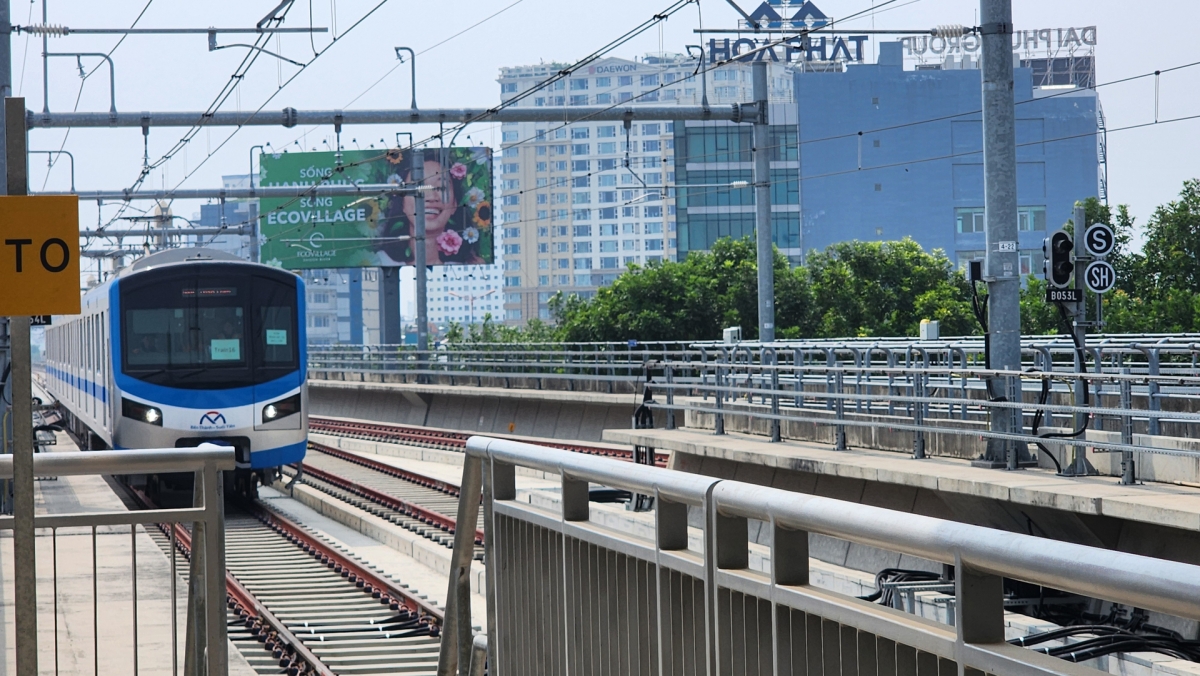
[752, 59, 774, 343]
[980, 0, 1023, 465]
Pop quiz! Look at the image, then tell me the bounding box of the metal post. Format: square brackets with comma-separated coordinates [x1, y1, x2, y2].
[413, 148, 429, 362]
[751, 60, 774, 343]
[913, 371, 926, 459]
[201, 462, 228, 676]
[1071, 204, 1089, 475]
[768, 350, 781, 442]
[437, 454, 483, 676]
[7, 93, 37, 676]
[0, 0, 9, 518]
[980, 0, 1022, 464]
[1006, 375, 1020, 471]
[834, 369, 847, 451]
[714, 353, 725, 435]
[1120, 368, 1135, 485]
[665, 364, 676, 430]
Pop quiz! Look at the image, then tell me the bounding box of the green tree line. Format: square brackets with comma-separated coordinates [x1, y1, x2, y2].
[446, 179, 1200, 343]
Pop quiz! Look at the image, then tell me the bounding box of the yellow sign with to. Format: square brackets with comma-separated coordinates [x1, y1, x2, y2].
[0, 195, 80, 316]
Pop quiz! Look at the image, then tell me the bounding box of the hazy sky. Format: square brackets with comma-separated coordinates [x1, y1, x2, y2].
[22, 0, 1200, 250]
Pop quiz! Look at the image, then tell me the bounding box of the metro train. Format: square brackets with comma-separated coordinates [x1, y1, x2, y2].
[44, 248, 308, 495]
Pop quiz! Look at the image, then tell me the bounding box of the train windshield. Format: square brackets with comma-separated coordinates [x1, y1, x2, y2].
[120, 266, 299, 389]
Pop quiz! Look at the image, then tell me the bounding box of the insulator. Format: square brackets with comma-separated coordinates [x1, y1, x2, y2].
[23, 24, 70, 37]
[932, 24, 968, 38]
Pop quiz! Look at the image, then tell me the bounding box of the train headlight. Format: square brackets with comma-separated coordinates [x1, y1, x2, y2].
[122, 398, 164, 427]
[262, 393, 301, 423]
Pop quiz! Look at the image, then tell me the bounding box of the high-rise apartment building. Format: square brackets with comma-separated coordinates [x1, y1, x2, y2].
[496, 53, 794, 323]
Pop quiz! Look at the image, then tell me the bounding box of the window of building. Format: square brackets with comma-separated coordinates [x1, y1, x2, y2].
[551, 192, 568, 204]
[598, 159, 618, 171]
[502, 130, 518, 142]
[504, 227, 521, 238]
[574, 241, 592, 253]
[574, 257, 593, 270]
[597, 142, 617, 155]
[502, 195, 520, 206]
[501, 82, 518, 93]
[600, 223, 618, 236]
[623, 206, 639, 218]
[600, 256, 620, 269]
[555, 226, 569, 236]
[503, 244, 521, 255]
[956, 250, 985, 270]
[646, 240, 664, 251]
[642, 123, 660, 136]
[572, 209, 591, 220]
[538, 226, 549, 237]
[572, 192, 590, 205]
[645, 222, 662, 234]
[538, 253, 549, 263]
[503, 147, 518, 158]
[598, 207, 618, 219]
[622, 223, 638, 234]
[536, 194, 548, 205]
[1020, 250, 1037, 276]
[644, 205, 663, 218]
[624, 256, 639, 265]
[505, 275, 521, 287]
[1018, 206, 1047, 231]
[599, 240, 618, 252]
[506, 309, 522, 320]
[618, 75, 633, 86]
[641, 74, 659, 87]
[669, 238, 677, 249]
[572, 160, 590, 172]
[538, 275, 550, 286]
[536, 178, 548, 188]
[642, 140, 661, 153]
[551, 145, 567, 155]
[597, 175, 616, 188]
[618, 92, 633, 103]
[536, 161, 547, 172]
[502, 163, 519, 174]
[572, 143, 590, 155]
[556, 274, 570, 285]
[573, 225, 592, 237]
[621, 239, 637, 251]
[502, 179, 519, 190]
[505, 292, 521, 304]
[598, 191, 617, 203]
[552, 209, 569, 220]
[596, 77, 611, 88]
[536, 146, 547, 156]
[556, 258, 570, 269]
[956, 208, 986, 234]
[569, 78, 588, 90]
[572, 175, 590, 188]
[571, 127, 590, 139]
[594, 93, 611, 104]
[504, 260, 521, 270]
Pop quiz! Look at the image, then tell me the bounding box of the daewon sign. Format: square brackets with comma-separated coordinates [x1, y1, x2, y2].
[0, 195, 80, 316]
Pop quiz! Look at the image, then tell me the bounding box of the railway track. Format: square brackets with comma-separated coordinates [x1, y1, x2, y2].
[132, 487, 445, 675]
[309, 415, 668, 466]
[285, 442, 484, 558]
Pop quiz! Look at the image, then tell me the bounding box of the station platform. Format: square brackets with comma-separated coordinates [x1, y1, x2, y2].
[604, 427, 1200, 567]
[0, 431, 256, 676]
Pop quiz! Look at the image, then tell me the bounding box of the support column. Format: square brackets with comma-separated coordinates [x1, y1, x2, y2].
[349, 269, 364, 344]
[980, 0, 1021, 462]
[7, 93, 38, 676]
[380, 267, 401, 344]
[752, 60, 774, 342]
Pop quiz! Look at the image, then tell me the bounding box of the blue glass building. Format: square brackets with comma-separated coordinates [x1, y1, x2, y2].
[676, 41, 1102, 277]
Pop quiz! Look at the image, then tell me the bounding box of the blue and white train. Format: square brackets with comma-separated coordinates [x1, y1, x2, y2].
[45, 248, 308, 494]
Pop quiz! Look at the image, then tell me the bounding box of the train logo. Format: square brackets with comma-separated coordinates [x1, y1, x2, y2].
[193, 411, 233, 430]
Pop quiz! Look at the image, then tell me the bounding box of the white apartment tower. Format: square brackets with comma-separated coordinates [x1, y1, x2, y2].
[496, 53, 794, 324]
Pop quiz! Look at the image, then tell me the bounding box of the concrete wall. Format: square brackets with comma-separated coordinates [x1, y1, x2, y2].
[309, 380, 642, 442]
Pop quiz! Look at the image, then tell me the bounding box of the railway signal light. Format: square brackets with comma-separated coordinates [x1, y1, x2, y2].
[1043, 230, 1074, 288]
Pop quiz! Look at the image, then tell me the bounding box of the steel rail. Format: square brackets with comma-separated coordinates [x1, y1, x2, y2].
[298, 454, 483, 545]
[309, 416, 669, 465]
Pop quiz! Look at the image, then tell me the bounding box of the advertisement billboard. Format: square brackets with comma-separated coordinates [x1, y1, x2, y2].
[258, 147, 494, 269]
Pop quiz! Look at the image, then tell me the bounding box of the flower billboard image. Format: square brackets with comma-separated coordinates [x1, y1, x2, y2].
[258, 146, 494, 269]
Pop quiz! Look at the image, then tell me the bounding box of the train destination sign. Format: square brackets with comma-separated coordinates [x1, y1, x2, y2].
[0, 195, 80, 316]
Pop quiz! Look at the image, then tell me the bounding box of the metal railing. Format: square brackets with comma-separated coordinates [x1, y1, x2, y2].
[0, 446, 234, 676]
[309, 338, 1200, 482]
[440, 436, 1200, 676]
